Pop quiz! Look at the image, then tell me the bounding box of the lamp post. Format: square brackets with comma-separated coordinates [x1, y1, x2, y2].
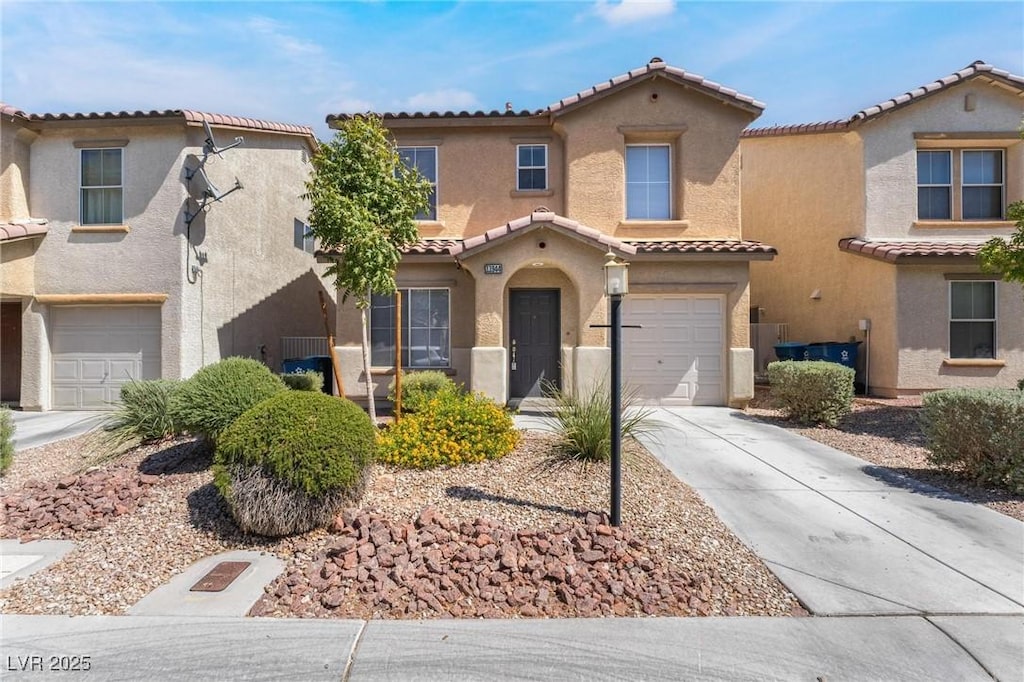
[603, 251, 629, 527]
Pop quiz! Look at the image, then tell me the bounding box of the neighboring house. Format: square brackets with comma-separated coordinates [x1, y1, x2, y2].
[742, 61, 1023, 397]
[0, 105, 332, 410]
[324, 59, 776, 407]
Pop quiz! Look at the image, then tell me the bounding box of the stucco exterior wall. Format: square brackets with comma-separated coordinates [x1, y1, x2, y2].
[0, 238, 38, 297]
[861, 82, 1023, 240]
[557, 80, 756, 240]
[896, 266, 1024, 392]
[392, 124, 563, 239]
[1, 118, 33, 221]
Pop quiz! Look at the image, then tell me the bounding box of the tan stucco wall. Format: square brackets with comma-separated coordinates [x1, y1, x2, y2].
[392, 125, 564, 239]
[557, 80, 756, 240]
[861, 82, 1023, 240]
[896, 267, 1024, 392]
[0, 238, 38, 297]
[0, 117, 33, 221]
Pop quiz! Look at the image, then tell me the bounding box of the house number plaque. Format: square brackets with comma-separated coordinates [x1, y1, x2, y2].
[484, 263, 503, 275]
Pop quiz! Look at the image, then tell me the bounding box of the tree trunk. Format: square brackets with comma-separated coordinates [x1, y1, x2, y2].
[361, 306, 376, 423]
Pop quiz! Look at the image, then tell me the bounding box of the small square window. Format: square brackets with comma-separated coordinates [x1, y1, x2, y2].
[517, 144, 547, 191]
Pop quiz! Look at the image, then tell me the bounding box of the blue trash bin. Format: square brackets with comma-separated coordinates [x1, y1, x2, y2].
[805, 342, 830, 361]
[821, 342, 861, 369]
[282, 356, 333, 394]
[774, 342, 808, 362]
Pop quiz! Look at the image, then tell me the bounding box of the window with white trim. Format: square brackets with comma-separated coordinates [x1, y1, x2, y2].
[370, 288, 450, 368]
[398, 146, 437, 221]
[293, 219, 315, 254]
[625, 144, 670, 220]
[517, 144, 547, 191]
[949, 280, 996, 359]
[917, 148, 1005, 221]
[80, 148, 123, 225]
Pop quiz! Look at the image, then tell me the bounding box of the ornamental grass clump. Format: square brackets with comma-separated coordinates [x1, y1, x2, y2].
[214, 391, 376, 536]
[0, 406, 14, 475]
[387, 370, 460, 413]
[921, 388, 1024, 493]
[543, 380, 656, 465]
[171, 357, 287, 443]
[377, 391, 518, 469]
[767, 360, 855, 427]
[102, 379, 183, 449]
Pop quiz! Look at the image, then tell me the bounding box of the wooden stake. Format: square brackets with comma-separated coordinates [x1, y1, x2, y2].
[394, 290, 402, 421]
[318, 289, 344, 396]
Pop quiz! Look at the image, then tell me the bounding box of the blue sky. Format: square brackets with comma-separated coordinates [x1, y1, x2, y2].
[2, 1, 1021, 140]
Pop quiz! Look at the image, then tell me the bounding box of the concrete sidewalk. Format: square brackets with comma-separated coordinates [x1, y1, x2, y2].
[637, 407, 1024, 618]
[3, 613, 1020, 681]
[8, 411, 105, 451]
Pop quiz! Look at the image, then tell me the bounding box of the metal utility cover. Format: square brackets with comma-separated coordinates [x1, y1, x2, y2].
[190, 561, 251, 592]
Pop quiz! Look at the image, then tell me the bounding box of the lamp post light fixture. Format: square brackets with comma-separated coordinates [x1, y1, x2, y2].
[603, 251, 628, 526]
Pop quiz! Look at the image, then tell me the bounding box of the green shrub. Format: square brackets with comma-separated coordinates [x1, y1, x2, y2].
[214, 391, 375, 536]
[767, 360, 855, 426]
[543, 380, 656, 464]
[102, 379, 183, 448]
[921, 388, 1024, 493]
[377, 391, 518, 469]
[387, 370, 460, 412]
[171, 357, 287, 442]
[0, 407, 14, 476]
[281, 370, 323, 392]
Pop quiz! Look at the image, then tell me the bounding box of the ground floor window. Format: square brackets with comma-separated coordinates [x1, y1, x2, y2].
[370, 288, 450, 368]
[949, 280, 996, 358]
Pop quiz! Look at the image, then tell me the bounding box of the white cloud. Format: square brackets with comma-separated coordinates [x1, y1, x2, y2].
[593, 0, 676, 27]
[405, 88, 480, 112]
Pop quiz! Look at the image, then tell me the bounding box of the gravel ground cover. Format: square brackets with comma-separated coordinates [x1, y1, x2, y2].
[0, 431, 803, 619]
[744, 389, 1024, 522]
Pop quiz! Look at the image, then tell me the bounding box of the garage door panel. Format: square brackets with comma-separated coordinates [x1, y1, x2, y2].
[51, 306, 161, 410]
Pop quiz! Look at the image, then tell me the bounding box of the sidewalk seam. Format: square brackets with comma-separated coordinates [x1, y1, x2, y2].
[342, 619, 367, 682]
[924, 616, 999, 681]
[660, 410, 1024, 609]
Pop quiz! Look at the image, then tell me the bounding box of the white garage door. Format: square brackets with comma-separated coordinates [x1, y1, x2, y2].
[622, 295, 725, 406]
[52, 306, 161, 410]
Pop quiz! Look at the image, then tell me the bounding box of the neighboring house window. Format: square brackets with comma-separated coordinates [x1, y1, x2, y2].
[517, 144, 547, 191]
[370, 288, 450, 368]
[949, 280, 996, 359]
[398, 146, 437, 221]
[917, 150, 951, 220]
[293, 219, 315, 254]
[961, 150, 1004, 220]
[80, 148, 123, 225]
[625, 144, 671, 220]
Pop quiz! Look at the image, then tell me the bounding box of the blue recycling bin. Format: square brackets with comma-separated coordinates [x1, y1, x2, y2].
[805, 342, 830, 361]
[774, 342, 808, 362]
[282, 356, 333, 394]
[821, 342, 861, 369]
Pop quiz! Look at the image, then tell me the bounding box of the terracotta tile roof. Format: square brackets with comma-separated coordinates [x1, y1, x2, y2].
[318, 238, 461, 258]
[1, 220, 48, 242]
[0, 103, 30, 120]
[1, 106, 316, 141]
[547, 58, 764, 116]
[743, 61, 1023, 138]
[839, 237, 986, 262]
[625, 240, 777, 255]
[450, 211, 637, 258]
[328, 58, 763, 123]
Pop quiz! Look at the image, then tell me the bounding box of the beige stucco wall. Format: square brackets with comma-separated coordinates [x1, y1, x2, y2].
[861, 81, 1023, 240]
[0, 238, 39, 297]
[1, 116, 34, 221]
[557, 79, 756, 240]
[12, 119, 325, 408]
[896, 267, 1024, 392]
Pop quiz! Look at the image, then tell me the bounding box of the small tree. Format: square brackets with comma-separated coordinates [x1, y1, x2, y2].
[304, 115, 431, 421]
[978, 123, 1024, 293]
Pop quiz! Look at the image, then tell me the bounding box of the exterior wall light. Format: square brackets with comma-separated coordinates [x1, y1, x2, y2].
[604, 251, 629, 296]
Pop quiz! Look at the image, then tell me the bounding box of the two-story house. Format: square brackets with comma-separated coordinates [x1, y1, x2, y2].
[743, 62, 1023, 397]
[1, 105, 333, 410]
[324, 59, 776, 407]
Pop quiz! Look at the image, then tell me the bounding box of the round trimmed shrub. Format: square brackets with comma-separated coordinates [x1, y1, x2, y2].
[377, 391, 518, 469]
[213, 391, 375, 536]
[171, 357, 287, 442]
[767, 360, 854, 426]
[387, 370, 460, 413]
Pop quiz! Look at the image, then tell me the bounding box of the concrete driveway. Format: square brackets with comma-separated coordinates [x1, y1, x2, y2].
[638, 407, 1024, 617]
[8, 410, 106, 451]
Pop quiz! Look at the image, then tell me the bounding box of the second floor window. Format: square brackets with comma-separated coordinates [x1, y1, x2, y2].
[917, 148, 1005, 221]
[625, 144, 670, 220]
[398, 146, 437, 221]
[517, 144, 547, 191]
[81, 148, 123, 225]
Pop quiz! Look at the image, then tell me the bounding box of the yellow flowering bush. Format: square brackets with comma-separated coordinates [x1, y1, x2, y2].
[377, 391, 519, 468]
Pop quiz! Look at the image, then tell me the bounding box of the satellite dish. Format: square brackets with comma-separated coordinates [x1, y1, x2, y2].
[202, 118, 243, 157]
